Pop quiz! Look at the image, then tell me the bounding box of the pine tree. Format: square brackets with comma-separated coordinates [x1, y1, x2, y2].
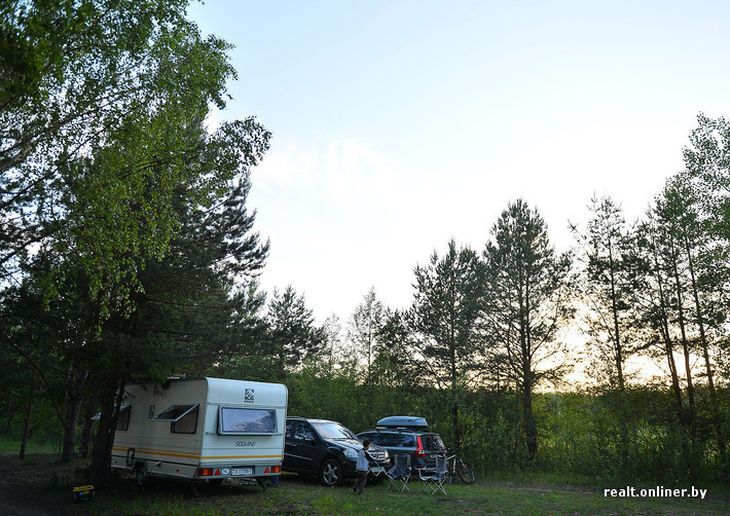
[482, 200, 573, 463]
[571, 195, 641, 469]
[266, 286, 325, 379]
[571, 196, 639, 391]
[410, 239, 485, 452]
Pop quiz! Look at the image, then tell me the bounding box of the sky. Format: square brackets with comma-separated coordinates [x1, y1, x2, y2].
[189, 0, 730, 323]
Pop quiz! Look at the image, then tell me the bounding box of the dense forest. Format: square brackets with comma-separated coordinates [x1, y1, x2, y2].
[1, 0, 728, 486]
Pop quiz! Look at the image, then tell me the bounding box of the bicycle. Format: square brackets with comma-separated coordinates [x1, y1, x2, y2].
[444, 451, 476, 484]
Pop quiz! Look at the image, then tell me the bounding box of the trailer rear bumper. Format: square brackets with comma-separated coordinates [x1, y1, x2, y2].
[111, 454, 282, 481]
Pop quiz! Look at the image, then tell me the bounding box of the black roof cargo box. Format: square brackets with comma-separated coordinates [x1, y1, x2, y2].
[376, 416, 429, 430]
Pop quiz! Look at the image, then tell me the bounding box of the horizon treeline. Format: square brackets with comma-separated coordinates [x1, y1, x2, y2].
[1, 0, 728, 485]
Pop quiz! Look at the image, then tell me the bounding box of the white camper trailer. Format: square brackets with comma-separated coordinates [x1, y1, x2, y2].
[110, 377, 288, 486]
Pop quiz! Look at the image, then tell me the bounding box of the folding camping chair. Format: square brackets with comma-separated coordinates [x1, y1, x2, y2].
[385, 454, 411, 492]
[417, 453, 449, 495]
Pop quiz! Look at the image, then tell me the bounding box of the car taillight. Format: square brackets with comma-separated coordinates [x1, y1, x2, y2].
[272, 465, 281, 473]
[415, 436, 426, 458]
[198, 468, 214, 477]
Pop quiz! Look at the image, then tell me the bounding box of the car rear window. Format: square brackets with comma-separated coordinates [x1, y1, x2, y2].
[421, 433, 445, 450]
[384, 433, 416, 447]
[366, 432, 416, 447]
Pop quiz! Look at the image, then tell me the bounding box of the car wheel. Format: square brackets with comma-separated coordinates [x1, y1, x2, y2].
[319, 459, 343, 487]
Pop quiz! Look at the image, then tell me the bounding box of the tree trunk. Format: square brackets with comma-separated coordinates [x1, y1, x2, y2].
[61, 365, 88, 462]
[606, 236, 626, 392]
[89, 377, 124, 483]
[79, 401, 95, 459]
[650, 230, 692, 475]
[450, 400, 461, 454]
[607, 236, 629, 468]
[682, 234, 726, 458]
[61, 395, 83, 462]
[450, 363, 461, 454]
[522, 382, 537, 463]
[2, 408, 16, 434]
[668, 237, 695, 412]
[19, 375, 35, 460]
[366, 329, 372, 386]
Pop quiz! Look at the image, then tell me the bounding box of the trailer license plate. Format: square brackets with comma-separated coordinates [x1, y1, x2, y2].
[231, 467, 253, 476]
[370, 466, 385, 474]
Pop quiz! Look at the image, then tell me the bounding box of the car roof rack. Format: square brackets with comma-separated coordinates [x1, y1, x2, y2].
[375, 416, 429, 430]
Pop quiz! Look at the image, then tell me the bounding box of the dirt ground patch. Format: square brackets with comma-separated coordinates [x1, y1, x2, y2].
[0, 454, 87, 515]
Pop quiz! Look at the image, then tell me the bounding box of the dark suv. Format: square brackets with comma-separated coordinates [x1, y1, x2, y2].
[357, 416, 446, 469]
[283, 417, 390, 486]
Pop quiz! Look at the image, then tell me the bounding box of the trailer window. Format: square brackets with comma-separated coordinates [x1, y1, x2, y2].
[219, 407, 277, 434]
[154, 404, 197, 422]
[171, 405, 198, 434]
[116, 405, 131, 431]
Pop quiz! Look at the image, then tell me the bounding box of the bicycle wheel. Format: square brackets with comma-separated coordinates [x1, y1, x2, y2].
[456, 458, 476, 484]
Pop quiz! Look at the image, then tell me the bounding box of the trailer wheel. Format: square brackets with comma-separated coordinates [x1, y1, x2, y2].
[319, 459, 342, 487]
[134, 465, 147, 486]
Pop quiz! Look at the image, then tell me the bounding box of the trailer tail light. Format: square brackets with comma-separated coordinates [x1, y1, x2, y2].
[415, 436, 426, 458]
[272, 465, 281, 473]
[198, 468, 214, 477]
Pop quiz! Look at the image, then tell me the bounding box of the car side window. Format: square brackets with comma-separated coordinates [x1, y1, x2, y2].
[294, 424, 315, 442]
[379, 433, 398, 447]
[359, 432, 374, 444]
[377, 433, 393, 446]
[286, 421, 298, 440]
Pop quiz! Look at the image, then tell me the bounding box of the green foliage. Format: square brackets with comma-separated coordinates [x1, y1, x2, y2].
[1, 0, 246, 314]
[683, 113, 730, 241]
[347, 287, 386, 383]
[2, 1, 729, 490]
[483, 200, 574, 389]
[571, 196, 640, 390]
[265, 286, 326, 379]
[482, 199, 574, 462]
[410, 239, 485, 389]
[257, 364, 730, 483]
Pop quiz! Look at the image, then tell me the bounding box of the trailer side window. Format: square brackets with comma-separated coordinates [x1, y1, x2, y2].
[154, 404, 197, 421]
[171, 405, 198, 434]
[116, 406, 131, 431]
[219, 407, 277, 434]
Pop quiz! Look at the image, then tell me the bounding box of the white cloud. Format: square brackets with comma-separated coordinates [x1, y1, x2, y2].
[247, 121, 683, 327]
[249, 135, 448, 320]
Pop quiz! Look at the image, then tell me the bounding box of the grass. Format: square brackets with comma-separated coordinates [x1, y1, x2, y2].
[0, 435, 58, 454]
[73, 475, 730, 515]
[2, 453, 729, 515]
[479, 467, 730, 496]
